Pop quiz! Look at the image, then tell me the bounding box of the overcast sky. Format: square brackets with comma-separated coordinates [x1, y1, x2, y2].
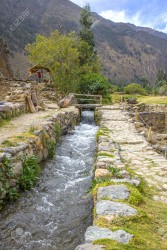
[70, 0, 167, 33]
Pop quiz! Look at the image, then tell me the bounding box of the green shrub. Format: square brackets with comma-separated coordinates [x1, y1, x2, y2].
[79, 73, 110, 96]
[54, 122, 61, 143]
[158, 84, 167, 95]
[124, 83, 146, 95]
[6, 187, 19, 201]
[0, 157, 19, 206]
[102, 94, 112, 104]
[19, 156, 41, 191]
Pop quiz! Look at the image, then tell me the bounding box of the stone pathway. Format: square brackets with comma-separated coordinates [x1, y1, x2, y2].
[99, 106, 167, 202]
[76, 105, 167, 249]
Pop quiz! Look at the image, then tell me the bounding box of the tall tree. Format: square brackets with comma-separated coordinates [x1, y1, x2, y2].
[26, 31, 80, 94]
[79, 4, 95, 49]
[78, 4, 100, 75]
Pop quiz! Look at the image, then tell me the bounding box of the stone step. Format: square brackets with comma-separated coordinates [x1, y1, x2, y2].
[111, 178, 140, 186]
[96, 200, 137, 221]
[75, 244, 104, 250]
[97, 185, 130, 201]
[85, 226, 133, 244]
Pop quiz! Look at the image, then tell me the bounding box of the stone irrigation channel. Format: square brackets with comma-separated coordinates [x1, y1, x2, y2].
[76, 105, 167, 250]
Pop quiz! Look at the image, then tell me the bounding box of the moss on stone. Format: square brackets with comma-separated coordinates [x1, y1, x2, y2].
[97, 152, 114, 158]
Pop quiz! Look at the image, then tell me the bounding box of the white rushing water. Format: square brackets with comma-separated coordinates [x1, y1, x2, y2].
[0, 111, 98, 250]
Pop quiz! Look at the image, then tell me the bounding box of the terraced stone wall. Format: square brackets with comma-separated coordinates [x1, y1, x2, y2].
[0, 109, 79, 207]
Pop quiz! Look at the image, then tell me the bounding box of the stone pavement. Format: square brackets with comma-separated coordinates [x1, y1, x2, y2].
[76, 105, 167, 249]
[99, 106, 167, 202]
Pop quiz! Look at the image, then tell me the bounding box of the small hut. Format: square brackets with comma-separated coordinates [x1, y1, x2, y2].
[28, 65, 51, 82]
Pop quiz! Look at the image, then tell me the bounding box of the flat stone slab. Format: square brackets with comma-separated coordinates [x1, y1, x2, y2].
[85, 226, 133, 244]
[97, 185, 130, 201]
[96, 200, 137, 220]
[95, 169, 111, 178]
[75, 243, 104, 250]
[111, 178, 140, 186]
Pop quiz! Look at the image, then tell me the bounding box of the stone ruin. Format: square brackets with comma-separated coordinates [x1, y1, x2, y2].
[0, 77, 47, 120]
[126, 103, 167, 157]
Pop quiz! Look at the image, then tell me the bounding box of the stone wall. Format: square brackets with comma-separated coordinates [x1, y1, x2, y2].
[0, 77, 47, 118]
[138, 112, 166, 133]
[129, 111, 167, 156]
[0, 102, 26, 120]
[125, 103, 167, 113]
[0, 108, 79, 205]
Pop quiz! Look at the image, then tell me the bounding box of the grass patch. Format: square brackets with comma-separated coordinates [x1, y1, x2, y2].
[96, 131, 109, 142]
[28, 125, 40, 134]
[125, 164, 136, 178]
[126, 184, 144, 206]
[97, 152, 114, 158]
[111, 93, 167, 105]
[1, 139, 18, 147]
[54, 122, 61, 143]
[136, 95, 167, 105]
[94, 198, 167, 250]
[89, 177, 113, 196]
[0, 118, 10, 128]
[107, 166, 122, 178]
[1, 132, 37, 148]
[91, 168, 167, 249]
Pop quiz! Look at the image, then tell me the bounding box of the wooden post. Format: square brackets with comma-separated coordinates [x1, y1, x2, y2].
[26, 96, 36, 113]
[124, 102, 127, 111]
[100, 95, 102, 104]
[135, 110, 139, 122]
[120, 95, 123, 104]
[148, 127, 152, 143]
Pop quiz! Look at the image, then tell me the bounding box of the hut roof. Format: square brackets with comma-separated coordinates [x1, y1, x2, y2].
[28, 65, 51, 75]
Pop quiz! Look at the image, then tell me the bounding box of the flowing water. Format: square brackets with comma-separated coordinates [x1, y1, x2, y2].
[0, 111, 98, 250]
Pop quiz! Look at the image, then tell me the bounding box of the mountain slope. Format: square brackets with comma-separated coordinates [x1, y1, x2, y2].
[0, 38, 13, 78]
[1, 0, 167, 85]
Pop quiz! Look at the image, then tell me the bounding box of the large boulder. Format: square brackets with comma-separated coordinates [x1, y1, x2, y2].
[58, 94, 78, 108]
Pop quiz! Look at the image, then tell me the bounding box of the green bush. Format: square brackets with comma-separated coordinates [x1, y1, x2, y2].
[124, 83, 146, 95]
[19, 156, 41, 191]
[158, 84, 167, 95]
[79, 73, 110, 96]
[102, 94, 112, 104]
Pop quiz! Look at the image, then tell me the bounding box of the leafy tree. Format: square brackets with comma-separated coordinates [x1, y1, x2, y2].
[26, 31, 81, 94]
[124, 83, 146, 95]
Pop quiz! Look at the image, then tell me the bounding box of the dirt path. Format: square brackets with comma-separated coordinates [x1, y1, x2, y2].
[0, 106, 75, 144]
